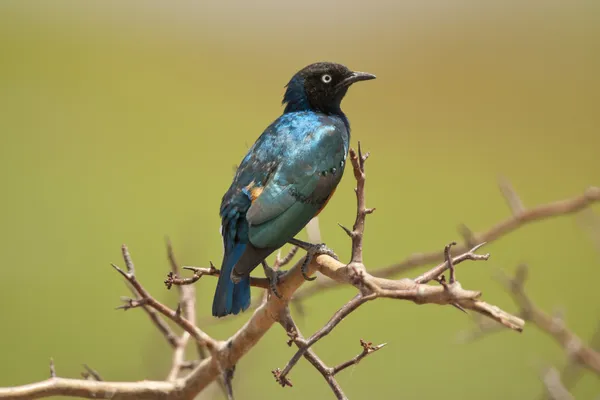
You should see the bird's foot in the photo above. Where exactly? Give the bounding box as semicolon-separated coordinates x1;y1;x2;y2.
287;239;338;281
262;261;285;299
302;243;338;280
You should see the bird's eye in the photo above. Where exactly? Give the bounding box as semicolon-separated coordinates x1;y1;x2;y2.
321;74;332;84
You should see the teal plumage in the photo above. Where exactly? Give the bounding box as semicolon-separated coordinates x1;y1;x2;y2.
212;62;375;317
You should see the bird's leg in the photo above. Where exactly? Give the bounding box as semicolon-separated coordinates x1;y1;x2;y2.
261;261;284;299
288;238;339;281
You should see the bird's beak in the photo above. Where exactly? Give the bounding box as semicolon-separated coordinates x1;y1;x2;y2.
338;71;376;89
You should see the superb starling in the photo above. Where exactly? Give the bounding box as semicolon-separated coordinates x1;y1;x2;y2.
212;62;375;317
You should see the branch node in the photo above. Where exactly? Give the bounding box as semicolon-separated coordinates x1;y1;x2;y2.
111;263;131;280
116;297;149;311
272;368;293;387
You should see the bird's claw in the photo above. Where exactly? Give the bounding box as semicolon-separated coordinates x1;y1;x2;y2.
262;261;285;299
301;243;338;281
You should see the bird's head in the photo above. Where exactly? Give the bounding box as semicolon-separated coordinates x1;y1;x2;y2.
283;62;375;114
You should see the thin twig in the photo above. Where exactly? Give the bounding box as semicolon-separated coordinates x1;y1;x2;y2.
112;245;217;352
164;264;269;290
124;282;179;349
331;339;387;375
81;365;103;382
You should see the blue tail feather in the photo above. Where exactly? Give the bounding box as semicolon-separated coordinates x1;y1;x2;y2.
212;243;251;317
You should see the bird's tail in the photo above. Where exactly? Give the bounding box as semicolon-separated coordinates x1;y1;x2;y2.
212;243;251;317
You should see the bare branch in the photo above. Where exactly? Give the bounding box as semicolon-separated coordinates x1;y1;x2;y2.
0;226;524;400
274;147;522;386
3;147;573;400
494;265;600;375
294;186;600;302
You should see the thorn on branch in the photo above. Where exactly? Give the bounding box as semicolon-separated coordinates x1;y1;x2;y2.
81;364;103;381
111;263;131;280
49;358;56;378
338;223;354;238
116;297;149;311
451;303;469;314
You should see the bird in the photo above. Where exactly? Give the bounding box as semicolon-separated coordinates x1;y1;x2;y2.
212;62;375;317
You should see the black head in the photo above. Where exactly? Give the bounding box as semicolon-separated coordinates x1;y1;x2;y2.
283;62;375;114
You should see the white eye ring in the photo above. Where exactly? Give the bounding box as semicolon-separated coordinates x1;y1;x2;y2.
321;74;332;83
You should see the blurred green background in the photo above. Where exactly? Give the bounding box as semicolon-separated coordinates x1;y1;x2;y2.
1;1;599;399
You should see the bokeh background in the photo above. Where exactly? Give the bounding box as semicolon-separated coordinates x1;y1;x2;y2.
1;1;599;399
